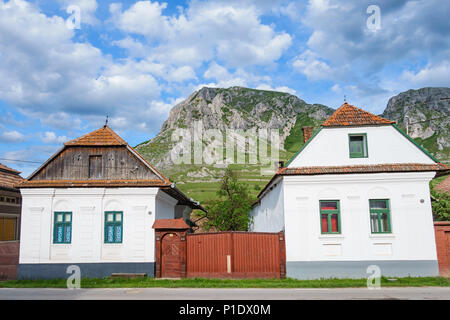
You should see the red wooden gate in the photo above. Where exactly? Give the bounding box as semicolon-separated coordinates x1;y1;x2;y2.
186;231;285;279
153;219;286;279
161;233;183;278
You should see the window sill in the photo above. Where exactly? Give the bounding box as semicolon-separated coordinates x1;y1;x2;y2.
369;234;395;239
318;235;345;240
51;244;71;248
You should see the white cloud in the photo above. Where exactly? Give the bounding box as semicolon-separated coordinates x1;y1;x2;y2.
401;61;450;88
204;62;232;82
0;130;25;143
112;36;149;58
40;131;69;144
111;1;169;39
256;84;297;95
166;66;197;82
0;0;166;133
110;1;292;68
292;50;337;81
301;0;450;71
331;84;341;93
1;145;59;177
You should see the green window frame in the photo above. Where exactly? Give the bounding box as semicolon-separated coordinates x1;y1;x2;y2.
369;199;392;233
320;200;341;234
104;211;123;243
53;212;72;244
349;133;368;158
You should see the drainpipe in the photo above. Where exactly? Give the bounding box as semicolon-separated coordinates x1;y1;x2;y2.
47;188;56;260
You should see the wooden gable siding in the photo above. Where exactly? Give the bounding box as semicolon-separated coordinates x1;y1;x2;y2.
30;146;160;181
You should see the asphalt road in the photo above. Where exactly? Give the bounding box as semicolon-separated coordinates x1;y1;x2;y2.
0;287;449;300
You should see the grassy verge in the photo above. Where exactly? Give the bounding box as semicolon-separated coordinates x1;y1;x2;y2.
0;276;448;289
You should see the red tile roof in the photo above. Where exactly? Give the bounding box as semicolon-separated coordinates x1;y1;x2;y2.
256;163;449;200
0;163;21;174
322;103;395;127
64;125;127;146
152;218;189;230
0;163;24;190
278;163;448;176
17;179;170;188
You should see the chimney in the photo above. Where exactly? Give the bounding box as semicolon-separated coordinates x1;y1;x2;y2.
302;126;313;143
278;161;285;169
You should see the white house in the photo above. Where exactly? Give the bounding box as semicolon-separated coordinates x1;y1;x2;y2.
250;103;448;279
17;125;204;279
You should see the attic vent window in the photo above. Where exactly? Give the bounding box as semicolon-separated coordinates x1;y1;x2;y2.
349;134;368;158
89;155;103;179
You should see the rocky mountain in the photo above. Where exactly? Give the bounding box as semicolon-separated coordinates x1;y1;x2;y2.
135;86;334;204
382;87;450;161
135;86;449;205
136;86;333;171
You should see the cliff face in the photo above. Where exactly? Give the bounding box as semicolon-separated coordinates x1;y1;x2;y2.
382;87;450;160
136;86;334;171
135;86;449;206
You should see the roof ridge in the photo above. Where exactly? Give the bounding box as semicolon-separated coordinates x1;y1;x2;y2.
64;125;127;146
322;102;394;127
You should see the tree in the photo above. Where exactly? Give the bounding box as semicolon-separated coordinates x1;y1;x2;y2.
203;168;254;231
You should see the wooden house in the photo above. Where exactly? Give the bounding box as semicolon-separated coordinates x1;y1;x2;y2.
17;125;204;279
0;163;24;241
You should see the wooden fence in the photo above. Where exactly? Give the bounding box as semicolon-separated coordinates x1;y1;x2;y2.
153;220;286;279
0;241;19;280
434;222;450;277
186;231;286;279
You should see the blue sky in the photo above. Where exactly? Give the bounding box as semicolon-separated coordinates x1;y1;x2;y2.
0;0;449;177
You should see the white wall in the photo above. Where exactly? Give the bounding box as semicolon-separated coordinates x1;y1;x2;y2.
155;190;178;220
250;178;285;232
288;125;435;167
19;187;167;264
281;172;437;263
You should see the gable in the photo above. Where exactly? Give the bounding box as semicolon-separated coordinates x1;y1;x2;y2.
287;124;437;168
28;145;164;182
24;125;167;185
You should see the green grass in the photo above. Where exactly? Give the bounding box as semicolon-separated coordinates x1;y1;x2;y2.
1;276;448;288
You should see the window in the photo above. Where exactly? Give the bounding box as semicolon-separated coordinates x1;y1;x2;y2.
349;134;368;158
53;212;72;244
320;200;341;234
89;155;103;179
369;199;391;233
0;217;17;241
104;211;123;243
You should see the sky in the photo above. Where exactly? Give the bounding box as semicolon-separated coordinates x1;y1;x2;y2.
0;0;449;177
